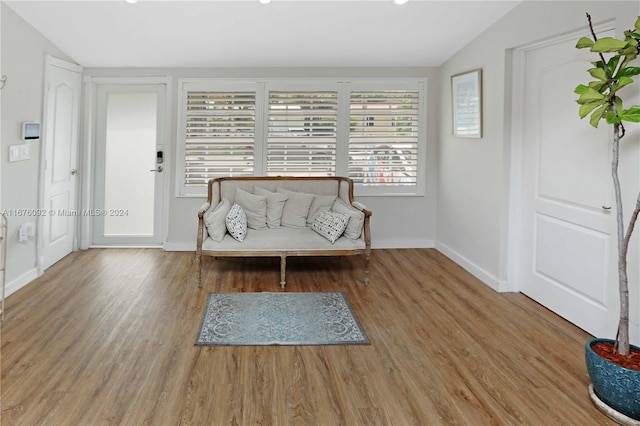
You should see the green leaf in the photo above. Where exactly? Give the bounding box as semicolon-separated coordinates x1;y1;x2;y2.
591;37;628;52
576;37;594;49
588;81;607;92
588;67;608;81
608;56;621;77
619;106;640;122
635;16;640;33
611;76;634;92
574;84;589;94
577;87;606;104
616;66;640;78
579;100;606;118
589;104;608;127
625;30;640;41
606;111;621;124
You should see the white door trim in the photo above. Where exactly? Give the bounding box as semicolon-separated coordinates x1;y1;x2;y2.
80;76;172;250
37;56;83;274
506;21;615;293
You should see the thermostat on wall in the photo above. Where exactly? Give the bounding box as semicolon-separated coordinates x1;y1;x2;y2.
22;122;40;141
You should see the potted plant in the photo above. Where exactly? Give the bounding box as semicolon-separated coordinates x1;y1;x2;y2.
575;13;640;423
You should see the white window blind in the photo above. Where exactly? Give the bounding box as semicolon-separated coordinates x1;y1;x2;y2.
184;91;255;186
267;91;337;176
349;90;419;187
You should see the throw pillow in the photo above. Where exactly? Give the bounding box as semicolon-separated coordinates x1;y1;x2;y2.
276;188;315;229
311;211;350;244
225;203;247;242
254;186;288;228
235;188;267;230
332;198;365;240
307;194;337;226
203;197;232;242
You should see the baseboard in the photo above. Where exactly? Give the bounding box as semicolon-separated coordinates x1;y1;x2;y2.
372;238;435;249
5;267;39;298
434;242;508;292
164;242;196;252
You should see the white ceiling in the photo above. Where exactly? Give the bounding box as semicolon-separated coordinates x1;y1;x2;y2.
4;0;522;68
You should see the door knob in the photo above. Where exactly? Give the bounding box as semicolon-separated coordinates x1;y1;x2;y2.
71;168;77;176
150;166;163;172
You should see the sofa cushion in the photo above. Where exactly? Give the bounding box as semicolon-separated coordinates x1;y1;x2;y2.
203;197;232;242
311;211;350;244
277;188;314;229
332;198;364;240
254;186;288;228
203;227;365;252
225;203;247;242
235;188;267;230
307;194;337;225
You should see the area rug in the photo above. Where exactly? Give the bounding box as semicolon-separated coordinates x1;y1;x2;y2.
195;292;370;346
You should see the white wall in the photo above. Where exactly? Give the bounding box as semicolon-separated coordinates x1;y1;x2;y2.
84;67;440;250
1;3;75;294
436;1;640;290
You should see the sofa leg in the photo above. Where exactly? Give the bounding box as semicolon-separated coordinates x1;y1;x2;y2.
195;252;202;288
363;252;370;285
280;254;287;289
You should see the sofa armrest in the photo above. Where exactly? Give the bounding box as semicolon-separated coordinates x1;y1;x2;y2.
350;201;372;251
197;202;211;218
196;202;212;255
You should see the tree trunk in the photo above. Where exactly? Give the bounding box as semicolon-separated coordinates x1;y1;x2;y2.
612;122;630;356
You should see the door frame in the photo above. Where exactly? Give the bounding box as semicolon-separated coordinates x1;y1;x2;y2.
505;20;640;343
506;21;615;294
80;76;172;249
37;56;83;274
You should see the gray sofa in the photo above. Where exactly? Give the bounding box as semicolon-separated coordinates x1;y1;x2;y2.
196;176;372;288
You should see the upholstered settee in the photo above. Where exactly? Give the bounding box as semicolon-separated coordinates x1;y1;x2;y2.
196;176;372;288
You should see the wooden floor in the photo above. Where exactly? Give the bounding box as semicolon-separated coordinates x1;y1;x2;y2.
1;248;611;425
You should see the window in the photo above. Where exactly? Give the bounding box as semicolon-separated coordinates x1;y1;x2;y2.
349;89;420;190
177;79;426;197
267;91;337;177
184;90;255;186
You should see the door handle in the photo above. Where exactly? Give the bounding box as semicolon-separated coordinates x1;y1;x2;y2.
602;206;612;210
150;166;163;172
71;168;77;176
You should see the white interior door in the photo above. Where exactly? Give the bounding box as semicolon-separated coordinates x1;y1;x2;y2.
41;57;82;270
93;84;166;246
517;29;623;339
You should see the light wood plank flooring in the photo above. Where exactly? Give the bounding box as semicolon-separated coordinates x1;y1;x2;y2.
1;248;610;425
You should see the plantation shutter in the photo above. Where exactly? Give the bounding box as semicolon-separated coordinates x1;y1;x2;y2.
267;91;337;176
349;90;419;186
184;91;255;186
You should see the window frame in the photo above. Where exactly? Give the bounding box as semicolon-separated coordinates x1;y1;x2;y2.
176;78;426;197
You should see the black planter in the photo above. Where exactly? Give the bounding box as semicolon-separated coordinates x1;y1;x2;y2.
585;338;640;421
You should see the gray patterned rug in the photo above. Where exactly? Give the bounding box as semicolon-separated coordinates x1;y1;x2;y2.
195;292;370;346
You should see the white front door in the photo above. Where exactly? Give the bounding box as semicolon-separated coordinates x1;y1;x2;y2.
41;57;82;270
516;28;626;339
92;84;166;246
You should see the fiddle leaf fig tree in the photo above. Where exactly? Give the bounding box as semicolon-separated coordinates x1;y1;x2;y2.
575;13;640;356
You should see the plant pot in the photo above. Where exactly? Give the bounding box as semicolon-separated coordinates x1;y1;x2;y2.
585;338;640;422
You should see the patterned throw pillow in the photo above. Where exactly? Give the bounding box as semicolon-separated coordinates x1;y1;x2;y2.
225;203;247;242
311;211;350;244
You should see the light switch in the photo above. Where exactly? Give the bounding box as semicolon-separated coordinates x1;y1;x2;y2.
9;145;21;162
9;144;30;162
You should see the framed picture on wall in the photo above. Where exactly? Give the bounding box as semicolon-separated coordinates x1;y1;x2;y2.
451;69;482;138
